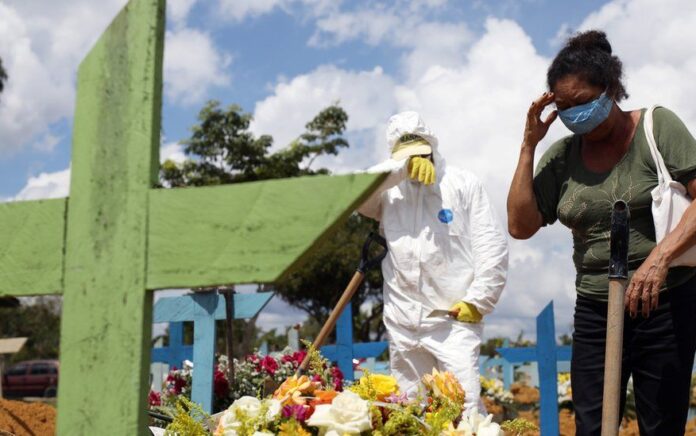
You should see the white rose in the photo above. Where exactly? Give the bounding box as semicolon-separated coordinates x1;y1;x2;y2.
232;396;262;418
264;399;282;420
306;390;371;435
216;397;281;436
456;408;503;436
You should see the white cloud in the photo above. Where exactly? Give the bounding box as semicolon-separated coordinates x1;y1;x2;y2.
215;0;336;22
0;0;229;155
578;0;696;125
217;0;287;21
250;65;398;169
161;142;187;164
12;168;71;201
308;3;473;80
164;28;232;106
169;0;198;26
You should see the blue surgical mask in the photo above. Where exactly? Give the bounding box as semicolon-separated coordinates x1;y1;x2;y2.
557;91;613;135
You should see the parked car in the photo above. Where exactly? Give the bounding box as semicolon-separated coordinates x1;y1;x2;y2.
2;359;59;398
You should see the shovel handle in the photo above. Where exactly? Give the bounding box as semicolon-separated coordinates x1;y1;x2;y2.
297;271;365;373
297;232;388;374
602;201;630;435
601;279;627;436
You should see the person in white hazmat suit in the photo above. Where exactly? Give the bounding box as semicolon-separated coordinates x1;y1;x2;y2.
358;111;508;412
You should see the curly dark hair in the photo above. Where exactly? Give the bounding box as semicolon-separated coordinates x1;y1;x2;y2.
547;30;628;101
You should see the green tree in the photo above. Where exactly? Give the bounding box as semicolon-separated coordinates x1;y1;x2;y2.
161;102;384;351
0;297;61;363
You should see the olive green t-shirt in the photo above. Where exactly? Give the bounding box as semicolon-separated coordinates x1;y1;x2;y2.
533;107;696;301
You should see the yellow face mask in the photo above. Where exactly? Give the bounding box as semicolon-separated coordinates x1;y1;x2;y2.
407;156;436;185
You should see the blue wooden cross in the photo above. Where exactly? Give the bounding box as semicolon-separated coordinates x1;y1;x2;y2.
152;321;192;368
321;304;389;381
496;302;572;436
152;291;273;412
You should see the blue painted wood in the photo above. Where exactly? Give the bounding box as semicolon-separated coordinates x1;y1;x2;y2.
320;305;389;381
191;292;218;413
151;291;273;413
537;302;560;436
496;302;572;436
151;322;192;367
153;292;273;322
480;357;515;390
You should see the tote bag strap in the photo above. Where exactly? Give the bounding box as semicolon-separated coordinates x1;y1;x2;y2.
643;105;673;185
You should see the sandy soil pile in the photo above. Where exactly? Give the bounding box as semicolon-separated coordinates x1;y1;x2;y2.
0;399;55;436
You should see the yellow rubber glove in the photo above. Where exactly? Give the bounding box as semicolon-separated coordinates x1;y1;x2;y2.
449;302;483;323
407;156;436;185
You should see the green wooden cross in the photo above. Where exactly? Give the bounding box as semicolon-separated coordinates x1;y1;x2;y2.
0;0;385;434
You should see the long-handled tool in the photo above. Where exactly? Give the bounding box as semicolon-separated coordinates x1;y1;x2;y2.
297;232;388;374
601;200;630;436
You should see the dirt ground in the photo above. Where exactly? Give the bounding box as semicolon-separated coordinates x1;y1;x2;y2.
516;407;696;435
0;399;55;436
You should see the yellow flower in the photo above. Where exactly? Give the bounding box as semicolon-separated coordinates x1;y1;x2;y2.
422;369;465;404
273;375;316;406
357;374;399;400
278;420;311;436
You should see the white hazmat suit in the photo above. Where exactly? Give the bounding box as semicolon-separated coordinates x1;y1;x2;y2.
358;112;508;411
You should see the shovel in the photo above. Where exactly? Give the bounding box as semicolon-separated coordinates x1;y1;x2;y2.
297;232;388;374
601;200;630;436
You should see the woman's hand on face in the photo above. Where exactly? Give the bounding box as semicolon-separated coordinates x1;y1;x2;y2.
524;92;558;148
624;248;669;318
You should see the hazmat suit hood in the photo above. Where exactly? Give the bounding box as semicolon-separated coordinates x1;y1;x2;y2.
386;111;445;174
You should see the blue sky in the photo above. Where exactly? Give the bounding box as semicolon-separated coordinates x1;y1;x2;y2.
2;0;696;338
0;0;606;198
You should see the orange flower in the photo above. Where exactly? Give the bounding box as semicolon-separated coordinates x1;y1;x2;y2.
310;390;338;407
422;369;465;404
273;375;316;405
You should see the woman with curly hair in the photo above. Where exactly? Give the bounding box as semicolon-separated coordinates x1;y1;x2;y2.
507;30;696;434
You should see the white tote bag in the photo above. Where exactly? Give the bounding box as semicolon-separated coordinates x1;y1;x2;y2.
644;105;696;266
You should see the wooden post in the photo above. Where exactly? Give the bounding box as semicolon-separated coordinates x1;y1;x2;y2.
221;287;236;390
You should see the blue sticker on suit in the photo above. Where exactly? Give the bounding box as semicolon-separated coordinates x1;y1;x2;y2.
438;208;453;224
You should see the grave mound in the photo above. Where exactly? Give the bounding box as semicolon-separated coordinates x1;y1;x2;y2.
0;399;55;436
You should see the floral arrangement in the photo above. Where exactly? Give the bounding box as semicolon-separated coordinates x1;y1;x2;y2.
480;376;513;405
154;347;535;435
150;348;344;413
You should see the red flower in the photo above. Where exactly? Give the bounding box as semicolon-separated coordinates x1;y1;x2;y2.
213;368;229;399
166;372;187;395
260;355;279;375
148;390;162;406
331;366;344;391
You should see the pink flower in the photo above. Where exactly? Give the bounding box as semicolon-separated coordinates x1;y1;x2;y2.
260;356;279;375
282;404;311;422
385;392;409;405
148;390;162;406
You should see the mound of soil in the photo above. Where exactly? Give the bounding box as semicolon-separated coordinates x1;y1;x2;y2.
0;399;55;436
515;409;696;436
510;382;540;404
